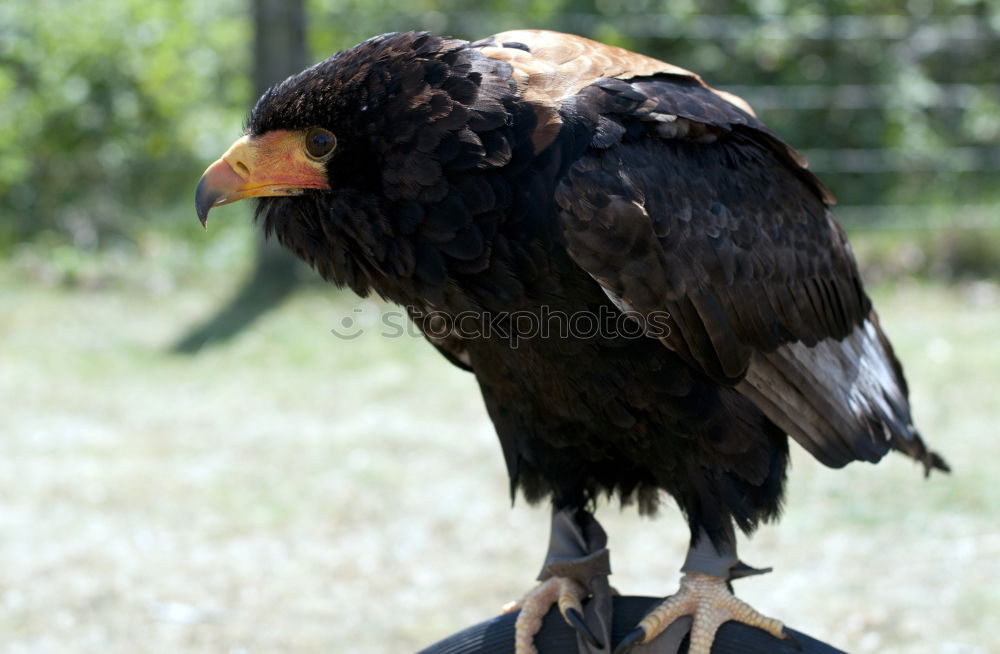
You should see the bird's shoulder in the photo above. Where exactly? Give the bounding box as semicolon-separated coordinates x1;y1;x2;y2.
473;30;700;101
471;30;756;153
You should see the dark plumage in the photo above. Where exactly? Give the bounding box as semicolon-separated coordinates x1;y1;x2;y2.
196;28;947;650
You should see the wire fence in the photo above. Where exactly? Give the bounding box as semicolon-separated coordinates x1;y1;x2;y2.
723;84;999;111
614;12;1000;226
799;146;1000;174
448;12;999;42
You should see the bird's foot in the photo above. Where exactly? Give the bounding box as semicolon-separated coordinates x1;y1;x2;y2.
613;572;791;654
503;575;602;654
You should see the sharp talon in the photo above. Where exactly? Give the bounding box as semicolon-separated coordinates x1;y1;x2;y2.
612;627;646;654
782;627;803;650
565;607;603;648
729;561;773;579
514;576;592;654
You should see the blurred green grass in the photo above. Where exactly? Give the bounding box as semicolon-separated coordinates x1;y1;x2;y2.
1;228;998;654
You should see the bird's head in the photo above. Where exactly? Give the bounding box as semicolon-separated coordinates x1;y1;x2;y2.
195;31;513;224
197;32;429;225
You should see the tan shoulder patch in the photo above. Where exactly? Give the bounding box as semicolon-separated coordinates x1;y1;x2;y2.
477;30;754;152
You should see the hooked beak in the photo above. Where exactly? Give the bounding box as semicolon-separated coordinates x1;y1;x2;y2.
195;132;331;227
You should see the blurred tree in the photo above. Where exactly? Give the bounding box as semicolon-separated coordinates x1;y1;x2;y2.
1;1;997;262
249;0;310;305
172;0;309;352
0;0;250;249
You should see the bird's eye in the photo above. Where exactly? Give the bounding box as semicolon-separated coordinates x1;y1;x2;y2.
304;128;337;160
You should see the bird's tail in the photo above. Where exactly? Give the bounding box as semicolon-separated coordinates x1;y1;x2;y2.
738;312;949;475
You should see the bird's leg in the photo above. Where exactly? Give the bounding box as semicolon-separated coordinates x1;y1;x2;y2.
614;530;792;654
506;575;593;653
504;506;614;654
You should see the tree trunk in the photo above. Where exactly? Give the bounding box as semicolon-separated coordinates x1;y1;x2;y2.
173;0;308;353
248;0;309;295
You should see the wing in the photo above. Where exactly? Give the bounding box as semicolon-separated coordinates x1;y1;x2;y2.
554;75;856;380
478;33;943;471
406;305;473;372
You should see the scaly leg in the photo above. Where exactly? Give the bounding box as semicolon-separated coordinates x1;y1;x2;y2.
504;506;613;654
614;531;792;654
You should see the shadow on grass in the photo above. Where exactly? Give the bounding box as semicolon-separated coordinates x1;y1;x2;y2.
171;239;304;354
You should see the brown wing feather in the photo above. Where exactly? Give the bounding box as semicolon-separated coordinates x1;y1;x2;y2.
474;30;757;154
479;30;704;101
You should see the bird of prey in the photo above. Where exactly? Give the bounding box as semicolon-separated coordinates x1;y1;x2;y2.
196;30;947;654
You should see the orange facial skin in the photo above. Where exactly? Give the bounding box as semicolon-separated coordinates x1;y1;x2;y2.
195;130;332;226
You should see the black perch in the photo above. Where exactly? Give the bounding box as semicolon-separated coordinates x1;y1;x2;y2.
417;597;845;654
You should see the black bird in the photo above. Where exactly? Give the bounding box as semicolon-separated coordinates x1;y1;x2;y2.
196;30;947;654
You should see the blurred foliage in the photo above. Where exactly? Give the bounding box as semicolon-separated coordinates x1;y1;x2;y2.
1;0;998;262
0;0;251;249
